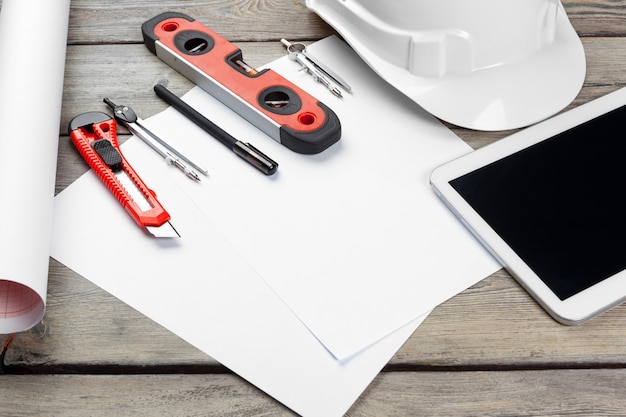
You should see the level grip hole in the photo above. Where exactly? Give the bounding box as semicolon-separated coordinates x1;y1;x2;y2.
298;112;316;125
162;22;179;32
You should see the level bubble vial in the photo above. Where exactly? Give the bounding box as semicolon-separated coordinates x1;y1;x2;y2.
264;91;290;108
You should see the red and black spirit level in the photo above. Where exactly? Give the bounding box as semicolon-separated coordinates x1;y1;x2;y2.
142;12;341;154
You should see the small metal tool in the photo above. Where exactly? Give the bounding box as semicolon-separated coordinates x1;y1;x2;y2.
104;98;208;181
281;39;352;95
293;53;343;98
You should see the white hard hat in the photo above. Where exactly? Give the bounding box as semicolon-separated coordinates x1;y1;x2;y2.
306;0;586;131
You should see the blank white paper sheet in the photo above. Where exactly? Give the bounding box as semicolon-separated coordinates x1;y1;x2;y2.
51;36;499;416
51;151;426;416
142;36;500;359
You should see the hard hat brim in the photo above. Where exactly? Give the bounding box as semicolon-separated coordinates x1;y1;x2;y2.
307;1;586;131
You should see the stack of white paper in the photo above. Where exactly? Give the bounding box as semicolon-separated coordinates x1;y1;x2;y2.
51;37;499;416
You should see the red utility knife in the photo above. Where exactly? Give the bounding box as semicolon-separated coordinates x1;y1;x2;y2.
68;111;180;238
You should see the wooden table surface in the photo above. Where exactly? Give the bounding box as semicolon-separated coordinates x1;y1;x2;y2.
2;1;626;415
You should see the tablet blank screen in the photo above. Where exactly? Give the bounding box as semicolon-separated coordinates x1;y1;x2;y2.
450;105;626;300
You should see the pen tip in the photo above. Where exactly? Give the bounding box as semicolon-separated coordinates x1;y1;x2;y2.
155;78;169;88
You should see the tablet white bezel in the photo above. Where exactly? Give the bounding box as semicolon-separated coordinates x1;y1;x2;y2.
430;87;626;324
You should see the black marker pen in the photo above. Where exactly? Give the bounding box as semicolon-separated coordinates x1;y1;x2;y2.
154;81;278;176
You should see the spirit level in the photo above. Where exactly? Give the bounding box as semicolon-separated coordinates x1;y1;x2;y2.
142;12;341;154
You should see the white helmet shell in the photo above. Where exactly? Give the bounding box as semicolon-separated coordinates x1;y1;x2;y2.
306;0;586;131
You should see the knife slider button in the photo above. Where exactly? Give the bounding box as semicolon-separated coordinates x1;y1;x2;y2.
92;139;123;172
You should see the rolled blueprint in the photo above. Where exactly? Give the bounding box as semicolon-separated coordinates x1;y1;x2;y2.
0;0;71;333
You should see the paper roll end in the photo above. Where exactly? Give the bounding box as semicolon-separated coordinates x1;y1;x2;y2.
0;280;45;334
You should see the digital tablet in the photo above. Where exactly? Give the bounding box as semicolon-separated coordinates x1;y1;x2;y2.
430;87;626;324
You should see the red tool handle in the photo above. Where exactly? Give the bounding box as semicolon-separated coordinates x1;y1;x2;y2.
69;112;171;229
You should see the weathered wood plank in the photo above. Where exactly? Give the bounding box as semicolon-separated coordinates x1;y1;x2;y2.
1;369;626;417
348;369;626;416
0;260;218;369
563;0;626;35
66;0;334;44
3;1;626;41
0;374;293;417
4;266;626;369
397;270;626;369
63;0;626;43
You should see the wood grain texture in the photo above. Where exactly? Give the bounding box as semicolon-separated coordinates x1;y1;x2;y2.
0;374;294;417
63;0;626;43
2;370;626;416
5;267;626;370
66;0;335;44
2;0;626;416
348;369;626;416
